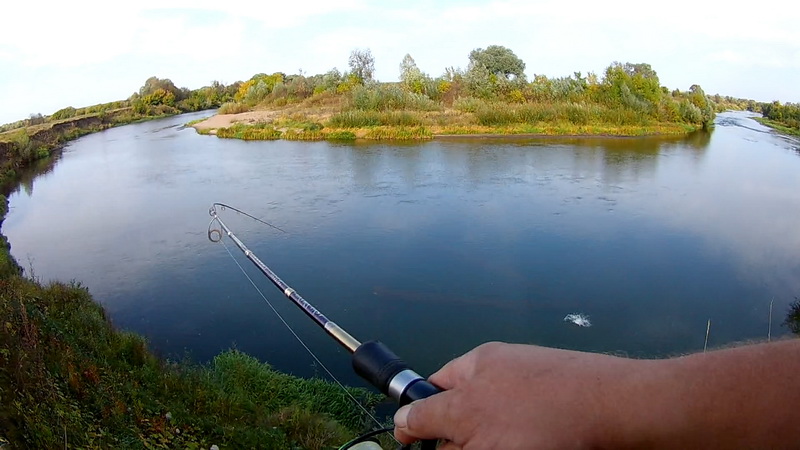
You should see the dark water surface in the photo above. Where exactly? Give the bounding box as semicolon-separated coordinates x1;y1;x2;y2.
4;111;800;387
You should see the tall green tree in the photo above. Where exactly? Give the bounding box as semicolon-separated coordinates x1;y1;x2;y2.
348;48;375;83
139;77;182;100
399;54;427;94
468;45;526;81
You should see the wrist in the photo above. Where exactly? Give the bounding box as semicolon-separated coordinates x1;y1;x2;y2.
595;357;692;449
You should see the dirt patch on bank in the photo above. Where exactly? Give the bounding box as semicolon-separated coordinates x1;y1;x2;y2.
192;102;340;132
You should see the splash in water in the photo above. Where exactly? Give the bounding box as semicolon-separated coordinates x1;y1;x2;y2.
564;313;591;327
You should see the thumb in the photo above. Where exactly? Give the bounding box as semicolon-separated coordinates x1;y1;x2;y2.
393;390;460;444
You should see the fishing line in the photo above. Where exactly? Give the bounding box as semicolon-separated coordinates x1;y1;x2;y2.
209;203;440;449
213;202;287;234
217;236;388;433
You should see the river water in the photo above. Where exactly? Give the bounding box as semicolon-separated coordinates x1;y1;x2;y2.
3;111;800;387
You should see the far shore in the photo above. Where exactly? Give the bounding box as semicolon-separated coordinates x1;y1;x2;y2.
191;108;699;140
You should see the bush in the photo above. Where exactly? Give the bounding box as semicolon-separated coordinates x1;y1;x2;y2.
51;107;77;121
679;100;702;124
350;85;439;111
216;123;281;140
326;131;356;141
453;96;488;113
218;102;250;115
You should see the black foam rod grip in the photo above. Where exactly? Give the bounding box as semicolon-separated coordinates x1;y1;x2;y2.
400;377;440;405
352;340;408;395
352;341;441;449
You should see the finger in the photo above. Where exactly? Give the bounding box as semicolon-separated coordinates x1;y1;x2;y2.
429;352;474;389
437;440;462;450
394;390;462;443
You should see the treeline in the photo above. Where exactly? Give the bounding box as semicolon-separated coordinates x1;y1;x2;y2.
760;101;800;133
0;77;243;187
710;94;760;113
0;77;239;134
219;46;717;131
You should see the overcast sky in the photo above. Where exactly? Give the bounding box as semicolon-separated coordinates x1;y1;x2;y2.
1;0;798;125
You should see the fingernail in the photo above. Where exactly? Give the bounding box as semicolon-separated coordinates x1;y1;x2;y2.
394;405;411;428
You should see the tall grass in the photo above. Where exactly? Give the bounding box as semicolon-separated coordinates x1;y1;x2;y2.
363;126;432;140
216;123;281;140
328;110;425;128
473;102;649;126
350;84;440;111
218;102;250;115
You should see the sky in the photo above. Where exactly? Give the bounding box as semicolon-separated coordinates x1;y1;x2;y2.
1;0;799;125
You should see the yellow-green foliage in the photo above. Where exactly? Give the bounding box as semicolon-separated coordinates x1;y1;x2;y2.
282;130;326;141
336;74;362;94
218;102;250;115
363;126;432;140
761;101;800;131
217;123;282;140
329;110;425;128
326;131;357;141
234;73;285;104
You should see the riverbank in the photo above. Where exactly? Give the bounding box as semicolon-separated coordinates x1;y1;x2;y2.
754;117;800;137
191;102;700;142
0;127;379;448
0;109;184;190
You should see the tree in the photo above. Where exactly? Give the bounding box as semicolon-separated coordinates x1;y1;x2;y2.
139;76;181;100
688;84;715;129
468;45;526;81
399;54;427;94
621;63;658;80
348;48;375;83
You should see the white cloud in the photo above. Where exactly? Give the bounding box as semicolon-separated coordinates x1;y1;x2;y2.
2;0;800;124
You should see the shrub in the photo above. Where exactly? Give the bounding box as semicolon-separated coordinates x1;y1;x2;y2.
679;100;702;124
216;123;281;140
51;107;77;121
218;102;250;115
326;131;356;141
453;97;488;113
350;85;439;111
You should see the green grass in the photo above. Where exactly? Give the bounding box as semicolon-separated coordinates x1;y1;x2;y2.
755;117;800;136
363;126;432;140
326;131;357;141
328;110;426;128
216;123;282;140
0;262;380;449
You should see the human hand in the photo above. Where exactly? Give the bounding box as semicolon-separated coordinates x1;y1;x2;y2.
393;342;648;450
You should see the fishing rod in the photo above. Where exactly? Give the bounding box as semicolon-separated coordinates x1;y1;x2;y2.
208;203;440;449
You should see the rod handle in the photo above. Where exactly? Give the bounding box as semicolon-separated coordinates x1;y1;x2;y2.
352;340;441;402
352;341;441;449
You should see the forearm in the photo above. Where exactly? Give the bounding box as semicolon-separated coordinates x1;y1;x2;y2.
611;339;800;449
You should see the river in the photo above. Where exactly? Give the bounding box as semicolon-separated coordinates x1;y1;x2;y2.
3;111;800;387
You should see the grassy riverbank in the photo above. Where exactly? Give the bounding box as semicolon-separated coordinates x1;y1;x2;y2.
197;94;700;142
759;101;800;136
755;117;800;137
0;108;190;191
